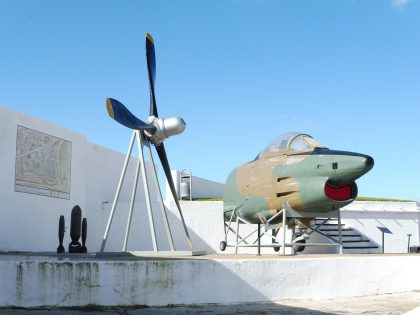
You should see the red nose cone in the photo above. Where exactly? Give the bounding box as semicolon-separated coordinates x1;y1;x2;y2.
325;182;353;201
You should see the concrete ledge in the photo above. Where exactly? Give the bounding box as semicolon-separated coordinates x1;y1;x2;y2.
1;253;420;307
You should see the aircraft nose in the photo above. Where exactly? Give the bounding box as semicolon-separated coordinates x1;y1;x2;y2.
352;154;374;174
327;151;374;187
364;155;374;171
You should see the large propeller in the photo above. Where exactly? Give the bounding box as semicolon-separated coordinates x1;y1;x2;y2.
146;33;158;117
106;33;192;249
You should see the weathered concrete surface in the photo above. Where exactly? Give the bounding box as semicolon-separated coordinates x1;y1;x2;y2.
0;291;419;314
1;253;420;308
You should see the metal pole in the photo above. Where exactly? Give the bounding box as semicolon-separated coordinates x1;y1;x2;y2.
282;208;287;255
189;170;192;201
291;227;296;255
122;136;142;251
146;142;175;251
257;223;261;256
225;208;236;243
407;234;412;253
337;211;343;255
138;132;158;252
235;210;239;254
382;232;385;254
100;131;136;252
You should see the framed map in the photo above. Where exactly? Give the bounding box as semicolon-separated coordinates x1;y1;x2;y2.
15;126;72;199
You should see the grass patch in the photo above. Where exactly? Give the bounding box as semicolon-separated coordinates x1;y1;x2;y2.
356;196;415;202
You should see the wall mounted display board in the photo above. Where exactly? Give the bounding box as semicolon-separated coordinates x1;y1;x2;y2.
14;125;72;199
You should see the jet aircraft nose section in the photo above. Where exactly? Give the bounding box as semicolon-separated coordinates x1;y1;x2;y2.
355;153;374;173
365;155;374;169
327;151;374;187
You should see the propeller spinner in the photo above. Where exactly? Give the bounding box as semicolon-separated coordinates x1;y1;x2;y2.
106;33;192;249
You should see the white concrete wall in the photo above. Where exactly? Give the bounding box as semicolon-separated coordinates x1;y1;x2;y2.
1;254;420;307
166;200;420;255
341;201;420;253
167;201;295;254
166;170;224;203
0;105;87;252
166;201;225;252
0;105;159;252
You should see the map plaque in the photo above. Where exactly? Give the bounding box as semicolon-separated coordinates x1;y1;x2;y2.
15;126;72;199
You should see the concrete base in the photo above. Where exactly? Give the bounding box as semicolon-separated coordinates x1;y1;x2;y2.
1;252;420;308
96;250;207;257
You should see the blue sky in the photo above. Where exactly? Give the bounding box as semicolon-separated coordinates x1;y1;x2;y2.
1;0;419;201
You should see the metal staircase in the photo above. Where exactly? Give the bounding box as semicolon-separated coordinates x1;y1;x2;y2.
313;219;380;254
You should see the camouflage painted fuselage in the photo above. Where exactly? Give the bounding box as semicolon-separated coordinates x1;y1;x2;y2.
223;134;374;224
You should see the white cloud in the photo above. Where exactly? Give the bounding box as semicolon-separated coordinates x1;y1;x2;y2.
392;0;412;8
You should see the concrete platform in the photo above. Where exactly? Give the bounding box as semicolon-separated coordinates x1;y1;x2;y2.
1;252;420;308
1;291;420;314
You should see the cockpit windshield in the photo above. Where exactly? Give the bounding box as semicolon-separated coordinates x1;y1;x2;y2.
261;132;326;154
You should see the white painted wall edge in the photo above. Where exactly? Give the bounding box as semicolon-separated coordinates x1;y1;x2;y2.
1;254;420;307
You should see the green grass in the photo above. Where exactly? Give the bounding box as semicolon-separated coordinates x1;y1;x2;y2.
356;196;415;202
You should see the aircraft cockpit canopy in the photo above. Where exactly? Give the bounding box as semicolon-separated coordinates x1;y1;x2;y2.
262;132;327;154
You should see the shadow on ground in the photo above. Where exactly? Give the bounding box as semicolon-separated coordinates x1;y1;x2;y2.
0;303;333;315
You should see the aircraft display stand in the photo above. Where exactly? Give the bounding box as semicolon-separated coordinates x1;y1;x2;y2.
221;202;343;255
98;130;203;257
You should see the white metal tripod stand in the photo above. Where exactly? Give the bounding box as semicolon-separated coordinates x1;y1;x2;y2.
99;130;186;255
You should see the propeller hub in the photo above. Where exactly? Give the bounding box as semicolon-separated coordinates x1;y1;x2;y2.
145;116;186;145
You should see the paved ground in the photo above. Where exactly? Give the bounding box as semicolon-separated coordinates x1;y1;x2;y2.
0;291;419;315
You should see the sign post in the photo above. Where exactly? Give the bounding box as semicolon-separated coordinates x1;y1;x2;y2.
377;226;392;254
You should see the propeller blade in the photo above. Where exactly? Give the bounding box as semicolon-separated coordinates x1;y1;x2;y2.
106;98;156;132
146;33;158;117
155;143;193;249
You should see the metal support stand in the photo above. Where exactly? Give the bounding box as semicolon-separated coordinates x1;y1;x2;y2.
146;142;175;251
100;130;176;255
381;232;385;253
235;214;240;254
377;226;392;254
257;223;261;256
282;207;287;255
407;234;412;253
221;203;344;255
337;210;343;254
221;207;292;255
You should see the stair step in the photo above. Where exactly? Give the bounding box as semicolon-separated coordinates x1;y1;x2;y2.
343;246;379;249
313;223;344;226
314;221;380;253
318;228;353;232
